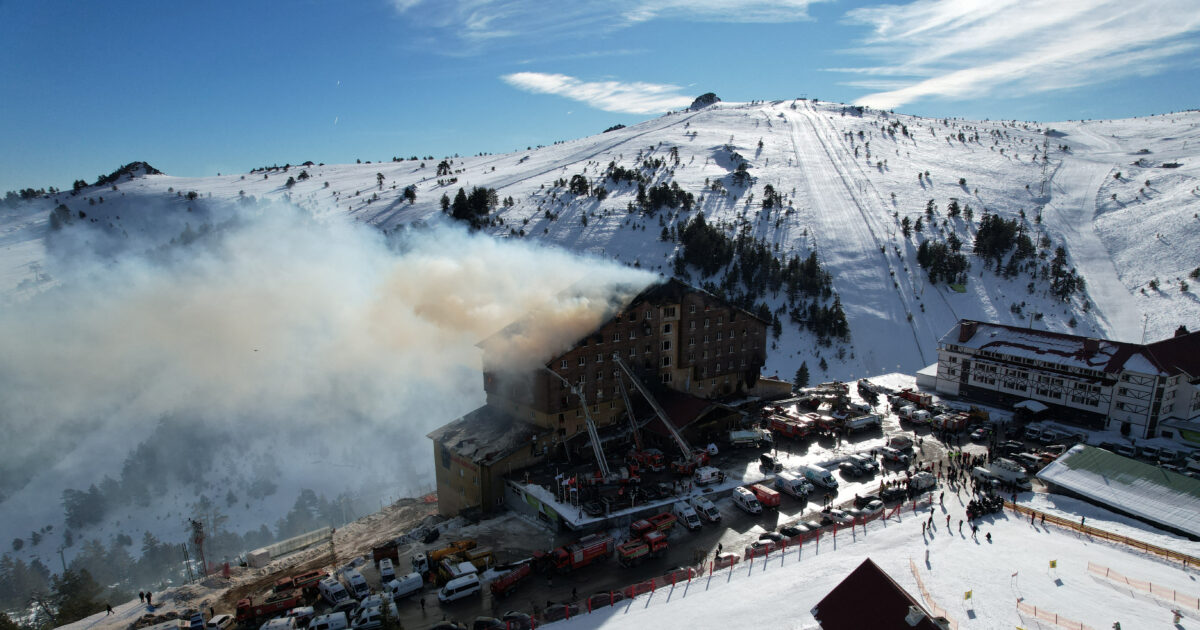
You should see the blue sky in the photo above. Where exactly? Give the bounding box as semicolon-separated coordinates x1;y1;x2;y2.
2;0;1198;194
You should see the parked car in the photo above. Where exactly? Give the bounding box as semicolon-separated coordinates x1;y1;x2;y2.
500;612;533;630
853;494;881;509
587;592;624;609
879;446;910;464
778;523;812;537
969;427;992;441
998;440;1024;454
838;461;865;477
745;540;779;556
861;500;885;515
758;531;786;543
470;618;506;630
541;603;580;623
822;509;855;525
848;453;879;474
881;486;908;502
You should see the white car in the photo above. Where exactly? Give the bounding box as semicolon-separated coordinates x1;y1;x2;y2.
862;499;885;515
825;509;855;525
879;446;910;464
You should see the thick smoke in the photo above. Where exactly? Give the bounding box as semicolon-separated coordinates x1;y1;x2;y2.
0;199;653;544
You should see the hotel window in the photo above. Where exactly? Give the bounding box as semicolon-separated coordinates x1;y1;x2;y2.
662;356;671;367
578;356;585;366
663;323;672;334
688;336;695;346
560;359;568;369
662;340;672;351
664;306;677;318
612;333;620;343
689;304;696;314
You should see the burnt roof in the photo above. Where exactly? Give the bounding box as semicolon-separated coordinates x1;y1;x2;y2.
813;558;943;630
427;405;546;466
478;277;768;365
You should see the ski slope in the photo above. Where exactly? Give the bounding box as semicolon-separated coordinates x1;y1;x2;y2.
2;100;1199;569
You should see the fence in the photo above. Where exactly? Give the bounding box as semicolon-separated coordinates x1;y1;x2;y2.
262;526;333;560
1005;503;1200;568
533;492;934;627
1014;599;1094;630
1087;561;1200;610
908;559;959;630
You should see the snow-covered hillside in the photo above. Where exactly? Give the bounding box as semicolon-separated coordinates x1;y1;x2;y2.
2;100;1198;572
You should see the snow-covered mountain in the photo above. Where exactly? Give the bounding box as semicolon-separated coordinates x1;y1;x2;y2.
1;99;1198;572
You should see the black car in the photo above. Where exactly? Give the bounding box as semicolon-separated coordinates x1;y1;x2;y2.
853;493;881;509
587;592;625;609
881;486;908;502
838;461;864;477
998;440;1024;455
542;603;580;622
501;612;533;630
759;531;786;542
471;618;506;630
778;523;811;537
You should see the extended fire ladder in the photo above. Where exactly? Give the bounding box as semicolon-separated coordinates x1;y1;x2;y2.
612;355;698;468
542;366;611;479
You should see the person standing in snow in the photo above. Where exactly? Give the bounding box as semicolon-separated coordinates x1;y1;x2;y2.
106;603;114;615
139;592;145;604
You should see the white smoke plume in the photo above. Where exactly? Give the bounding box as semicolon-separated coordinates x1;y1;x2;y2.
0;198;653;547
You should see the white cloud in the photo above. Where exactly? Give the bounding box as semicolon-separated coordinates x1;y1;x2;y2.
839;0;1200;110
390;0;826;44
501;72;695;114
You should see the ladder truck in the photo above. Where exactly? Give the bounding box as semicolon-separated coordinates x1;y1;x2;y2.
542;366;613;481
613;355;710;475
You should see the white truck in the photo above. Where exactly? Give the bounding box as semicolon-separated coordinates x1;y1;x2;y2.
983;458;1032;489
728;428;773;448
799;464;838;490
774;471;814;499
689;496;722;523
910;471;937;491
845;414;882;433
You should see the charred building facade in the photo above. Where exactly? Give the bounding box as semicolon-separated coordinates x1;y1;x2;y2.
429;278;769;517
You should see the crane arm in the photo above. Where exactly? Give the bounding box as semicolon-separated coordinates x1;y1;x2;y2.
542;366;611;479
612;355;693;459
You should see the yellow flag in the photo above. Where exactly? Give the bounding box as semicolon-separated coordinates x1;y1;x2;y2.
1049;560;1057;569
964;590;973;600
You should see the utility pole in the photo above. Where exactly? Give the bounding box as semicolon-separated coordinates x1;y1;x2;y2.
57;547;66;574
190;519;208;578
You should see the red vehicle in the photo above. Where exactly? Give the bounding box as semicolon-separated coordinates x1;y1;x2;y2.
617;531;669;567
631;512;677;538
898;388;933;408
628;449;666;472
273;570;324;596
749;484;781;509
236;590;302;622
536;534;614;573
769;415;809;439
490;563;532;598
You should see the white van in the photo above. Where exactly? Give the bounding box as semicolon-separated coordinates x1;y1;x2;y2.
689;496;721;522
377;558;395;584
319;578;351;606
260;619;295;630
437;573;481;604
673;502;702;530
693;466;722;486
309;613;348;630
340;569;370;599
731;487;762;514
774;471;814;499
386;572;424;599
799;464;838;490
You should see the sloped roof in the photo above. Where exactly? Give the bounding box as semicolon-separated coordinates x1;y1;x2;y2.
941;319;1200;377
813;558;942;630
640;387;720;438
1037;445;1200;538
427;405;545;466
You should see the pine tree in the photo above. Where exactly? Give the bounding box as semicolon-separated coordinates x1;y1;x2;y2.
51;569;102;625
794;362;810;390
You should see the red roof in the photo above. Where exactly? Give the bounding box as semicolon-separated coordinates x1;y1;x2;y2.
813;558;943;630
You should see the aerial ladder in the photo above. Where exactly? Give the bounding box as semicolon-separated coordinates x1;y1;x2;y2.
618;378;665;472
542;367;611;480
612;355;709;475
